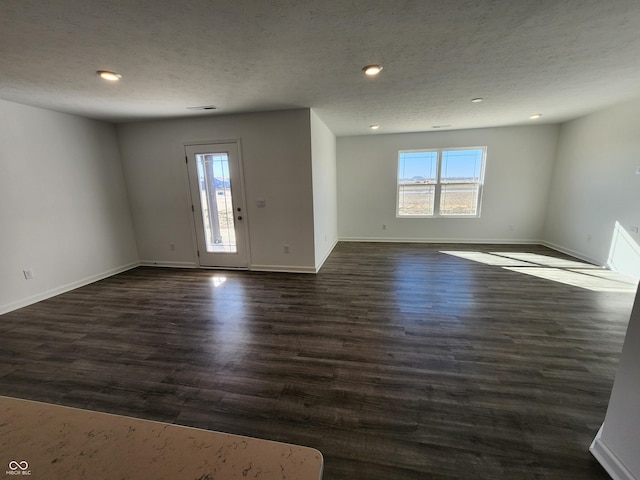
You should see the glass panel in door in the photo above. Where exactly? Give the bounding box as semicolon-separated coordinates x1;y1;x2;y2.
195;152;236;253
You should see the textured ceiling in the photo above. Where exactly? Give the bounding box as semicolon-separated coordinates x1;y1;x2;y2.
1;0;640;136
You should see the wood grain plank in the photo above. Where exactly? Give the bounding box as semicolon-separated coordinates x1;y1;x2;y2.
0;243;635;479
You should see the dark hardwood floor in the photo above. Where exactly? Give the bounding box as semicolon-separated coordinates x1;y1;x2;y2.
0;243;636;479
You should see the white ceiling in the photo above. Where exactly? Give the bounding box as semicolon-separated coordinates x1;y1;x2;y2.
1;0;640;136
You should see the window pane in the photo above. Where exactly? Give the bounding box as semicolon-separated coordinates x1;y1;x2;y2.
398;151;438;183
441;149;483;183
398;184;435;216
397;151;437;215
439;183;479;215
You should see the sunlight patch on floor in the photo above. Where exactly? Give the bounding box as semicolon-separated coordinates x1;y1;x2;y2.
439;250;535;267
441;251;638;293
490;252;602;269
210;276;227;287
503;267;637;293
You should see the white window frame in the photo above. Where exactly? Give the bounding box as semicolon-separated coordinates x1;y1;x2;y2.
396;146;487;218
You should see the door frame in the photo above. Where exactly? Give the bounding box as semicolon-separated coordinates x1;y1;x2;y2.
184;139;251;269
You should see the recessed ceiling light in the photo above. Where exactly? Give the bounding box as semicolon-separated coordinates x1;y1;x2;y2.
97;70;122;81
471;98;483;103
363;65;383;76
529;113;543;120
370;124;380;130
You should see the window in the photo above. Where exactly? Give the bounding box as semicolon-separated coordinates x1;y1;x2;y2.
397;147;486;217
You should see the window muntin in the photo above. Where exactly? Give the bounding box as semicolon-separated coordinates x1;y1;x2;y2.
397;147;486;217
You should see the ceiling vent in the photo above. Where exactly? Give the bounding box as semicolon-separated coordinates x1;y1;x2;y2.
187;105;218;111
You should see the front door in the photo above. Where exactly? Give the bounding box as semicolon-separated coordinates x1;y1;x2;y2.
185;142;248;268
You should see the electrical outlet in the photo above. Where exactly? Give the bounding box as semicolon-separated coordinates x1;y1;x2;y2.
23;269;33;280
587;234;593;242
382;224;387;230
631;226;639;234
169;243;176;251
283;245;290;254
509;224;515;231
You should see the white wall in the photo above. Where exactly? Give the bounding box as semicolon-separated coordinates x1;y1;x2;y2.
544;99;640;277
0;99;138;314
591;285;640;480
337;125;559;243
116;109;317;272
310;110;338;270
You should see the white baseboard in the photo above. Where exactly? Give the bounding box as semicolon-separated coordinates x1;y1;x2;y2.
541;241;602;267
338;236;542;245
315;238;339;272
0;261;140;316
250;264;317;274
140;260;315;274
590;424;637;480
139;260;198;268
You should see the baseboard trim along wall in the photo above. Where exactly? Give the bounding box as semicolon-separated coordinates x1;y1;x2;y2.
139;261;198;268
140;261;316;274
315;239;339;272
541;241;602;268
0;262;140;316
250;264;317;274
339;237;543;245
590;424;637;480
